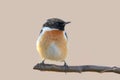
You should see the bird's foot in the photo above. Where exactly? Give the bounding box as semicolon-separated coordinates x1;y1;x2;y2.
64;61;69;73
40;60;45;65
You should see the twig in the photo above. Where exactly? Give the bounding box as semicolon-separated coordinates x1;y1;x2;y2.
33;63;120;74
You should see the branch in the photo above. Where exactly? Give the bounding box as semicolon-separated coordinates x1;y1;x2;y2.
33;63;120;74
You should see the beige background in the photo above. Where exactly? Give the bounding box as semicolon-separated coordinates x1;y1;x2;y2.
0;0;120;80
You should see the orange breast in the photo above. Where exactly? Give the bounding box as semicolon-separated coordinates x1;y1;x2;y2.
37;30;67;61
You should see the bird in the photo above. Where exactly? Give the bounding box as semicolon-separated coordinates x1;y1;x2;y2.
36;18;70;67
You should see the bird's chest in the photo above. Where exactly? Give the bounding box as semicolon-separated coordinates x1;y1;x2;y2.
37;30;67;60
39;30;67;47
40;30;67;50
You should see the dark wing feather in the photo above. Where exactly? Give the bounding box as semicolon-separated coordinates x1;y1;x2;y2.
39;29;43;35
65;32;68;40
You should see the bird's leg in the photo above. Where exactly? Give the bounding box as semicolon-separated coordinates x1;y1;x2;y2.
64;61;69;72
40;59;45;65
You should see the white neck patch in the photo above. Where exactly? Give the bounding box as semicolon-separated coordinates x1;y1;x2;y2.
42;27;58;32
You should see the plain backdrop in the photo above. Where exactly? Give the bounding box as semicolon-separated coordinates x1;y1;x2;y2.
0;0;120;80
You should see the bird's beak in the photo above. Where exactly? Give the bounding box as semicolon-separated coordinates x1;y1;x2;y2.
65;21;71;24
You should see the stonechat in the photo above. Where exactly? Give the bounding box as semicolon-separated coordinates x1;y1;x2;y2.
36;18;70;66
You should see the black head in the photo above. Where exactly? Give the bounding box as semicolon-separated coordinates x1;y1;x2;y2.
43;18;70;31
